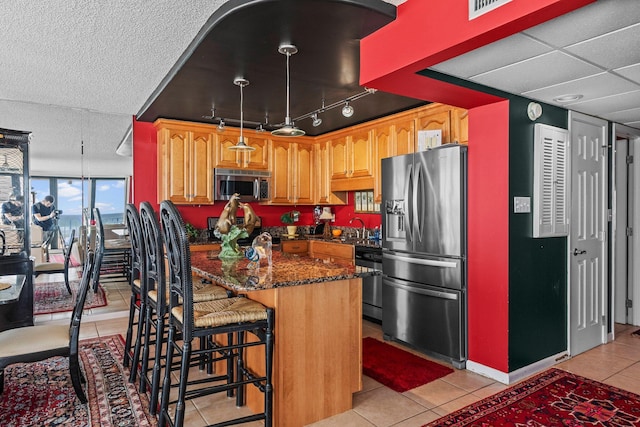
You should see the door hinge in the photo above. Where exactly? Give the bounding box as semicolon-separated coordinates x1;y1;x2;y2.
627;227;633;237
627;155;634;164
626;299;633;309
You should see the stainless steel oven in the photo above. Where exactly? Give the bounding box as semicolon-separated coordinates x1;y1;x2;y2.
213;168;270;202
355;245;382;322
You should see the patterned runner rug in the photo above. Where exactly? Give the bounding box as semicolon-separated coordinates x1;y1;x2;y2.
363;337;454;392
424;368;640;426
34;279;107;315
0;334;156;427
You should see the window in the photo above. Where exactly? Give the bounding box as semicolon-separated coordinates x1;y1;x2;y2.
94;179;125;224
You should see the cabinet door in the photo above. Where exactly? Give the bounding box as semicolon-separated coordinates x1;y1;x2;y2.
373;124;393;204
243;136;270;169
215;131;242;168
350;130;374;178
451;108;469;145
416;109;451;144
330;137;349;180
189;131;213;204
270;140;291;204
294;143;314;204
394;117;416;155
162;128;189;204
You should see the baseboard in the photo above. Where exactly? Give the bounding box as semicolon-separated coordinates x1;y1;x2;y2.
467;351;569;385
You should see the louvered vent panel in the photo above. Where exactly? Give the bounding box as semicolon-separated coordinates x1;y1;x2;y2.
469;0;512;19
533;124;569;238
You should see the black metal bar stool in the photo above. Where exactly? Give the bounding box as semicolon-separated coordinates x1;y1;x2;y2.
158;200;274;427
137;201;231;415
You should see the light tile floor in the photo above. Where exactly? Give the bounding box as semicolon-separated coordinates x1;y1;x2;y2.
34;270;640;427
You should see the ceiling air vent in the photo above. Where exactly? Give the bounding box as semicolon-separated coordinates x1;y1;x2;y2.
469;0;512;20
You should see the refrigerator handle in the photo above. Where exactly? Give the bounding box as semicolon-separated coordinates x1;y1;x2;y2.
385;252;458;268
404;164;413;241
414;162;422;242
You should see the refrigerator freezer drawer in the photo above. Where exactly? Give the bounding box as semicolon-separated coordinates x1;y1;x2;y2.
382;276;466;368
382;251;464;290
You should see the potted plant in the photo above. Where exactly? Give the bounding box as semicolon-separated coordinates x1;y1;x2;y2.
281;210;300;236
185;222;199;242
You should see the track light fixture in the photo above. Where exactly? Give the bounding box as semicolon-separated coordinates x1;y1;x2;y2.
272;44;305;137
311;113;322;127
342;102;354;118
228;77;255;152
217;119;225;132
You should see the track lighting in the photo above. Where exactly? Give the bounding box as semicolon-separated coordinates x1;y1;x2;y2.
311;113;322;127
255;124;265;133
217;119;225;132
228;78;255;152
272;44;305;137
342;102;354;118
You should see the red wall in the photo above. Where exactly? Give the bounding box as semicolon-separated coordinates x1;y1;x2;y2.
131;118;381;229
467;102;510;371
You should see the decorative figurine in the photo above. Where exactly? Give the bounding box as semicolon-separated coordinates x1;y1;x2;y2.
251;232;273;267
215;193;260;260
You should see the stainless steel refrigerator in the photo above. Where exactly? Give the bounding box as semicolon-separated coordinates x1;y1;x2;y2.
381;144;467;369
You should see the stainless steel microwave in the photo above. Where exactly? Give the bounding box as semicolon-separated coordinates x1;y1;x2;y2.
213;168;270;202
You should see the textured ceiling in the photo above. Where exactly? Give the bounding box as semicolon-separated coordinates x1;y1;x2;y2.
0;0;637;179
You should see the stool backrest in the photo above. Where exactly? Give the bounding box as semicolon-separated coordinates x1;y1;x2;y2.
140;201;166;315
63;228;76;270
159;200;194;340
125;204;146;288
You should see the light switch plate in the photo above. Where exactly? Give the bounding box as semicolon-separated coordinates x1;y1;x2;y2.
514;196;531;213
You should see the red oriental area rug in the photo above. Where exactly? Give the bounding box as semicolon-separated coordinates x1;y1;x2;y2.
49;252;81;267
34;280;107;315
0;334;156;427
362;337;454;392
424;368;640;426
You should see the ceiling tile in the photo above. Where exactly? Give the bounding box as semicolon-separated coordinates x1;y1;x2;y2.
470;51;601;94
523;0;640;47
601;107;640;124
430;34;552;79
522;73;640;105
615;63;640;84
568;90;640;116
566;24;640;70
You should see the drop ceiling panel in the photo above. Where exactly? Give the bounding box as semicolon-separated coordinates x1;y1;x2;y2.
603;107;640;124
523;73;639;104
470;51;602;94
430;34;552;78
568;91;640;116
615;63;640;84
522;0;640;47
566;24;640;70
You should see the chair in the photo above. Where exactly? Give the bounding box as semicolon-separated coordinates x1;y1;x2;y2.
34;229;76;294
158;200;274;427
91;208;131;293
0;250;96;403
122;204;145;371
137;201;230;414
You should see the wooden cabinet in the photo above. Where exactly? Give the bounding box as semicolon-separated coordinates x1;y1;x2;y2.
270;140;314;205
156;120;213;204
315;140;347;205
373;116;416;203
214;129;270;170
416;104;452;144
330;129;375;191
451;107;469;145
309;241;354;265
281;239;308;254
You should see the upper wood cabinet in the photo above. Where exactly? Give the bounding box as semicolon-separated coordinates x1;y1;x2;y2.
214;129;270;170
451;108;469;145
315;140;348;206
416;104;452;144
156;120;213;205
270;139;315;205
330;129;375;191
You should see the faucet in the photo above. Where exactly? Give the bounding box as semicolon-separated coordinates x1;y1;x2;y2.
349;217;366;240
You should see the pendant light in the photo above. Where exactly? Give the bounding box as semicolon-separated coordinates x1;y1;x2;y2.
272;44;305;137
228;77;255;151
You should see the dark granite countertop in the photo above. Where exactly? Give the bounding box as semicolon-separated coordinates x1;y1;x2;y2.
190;250;380;292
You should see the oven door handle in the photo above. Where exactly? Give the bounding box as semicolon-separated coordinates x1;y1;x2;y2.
384;276;459;300
384;253;457;268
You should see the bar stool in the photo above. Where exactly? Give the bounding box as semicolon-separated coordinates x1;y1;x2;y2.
138;201;230;415
158;200;274;427
122;204;145;370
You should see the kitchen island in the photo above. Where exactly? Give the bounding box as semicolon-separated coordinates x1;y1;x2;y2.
190;250;379;427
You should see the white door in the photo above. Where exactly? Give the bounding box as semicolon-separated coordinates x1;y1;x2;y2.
569;112;608;356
